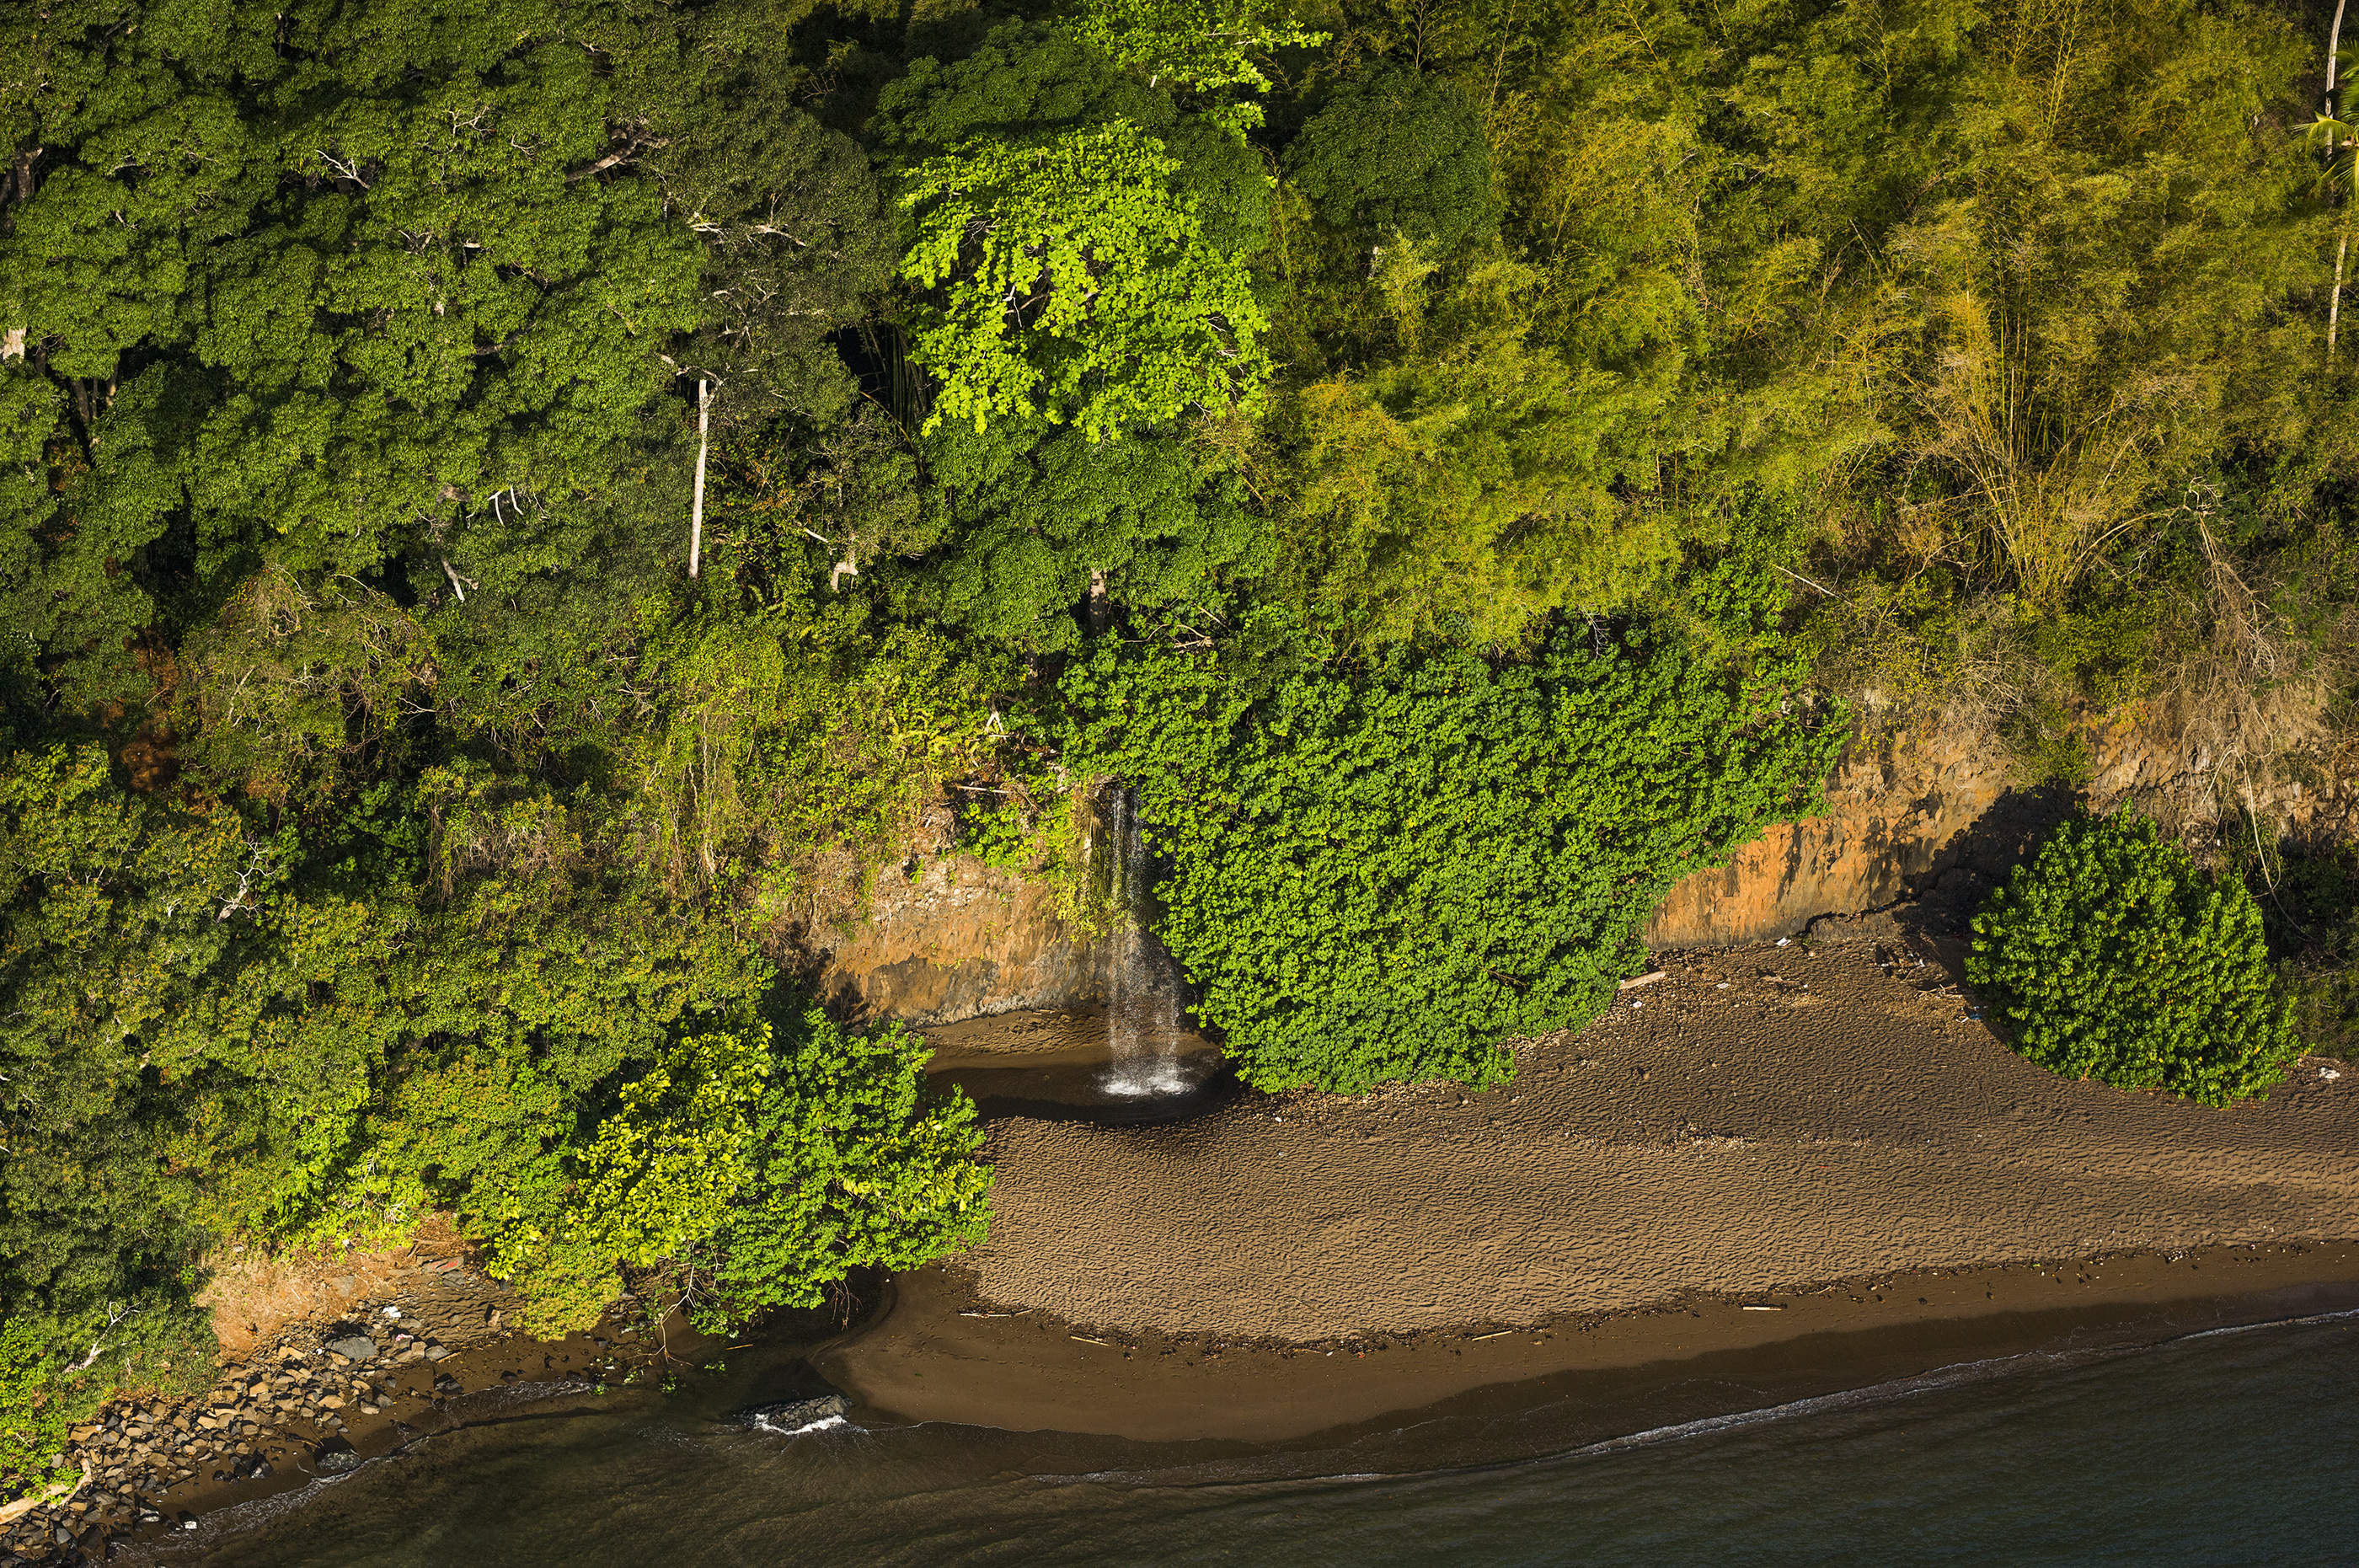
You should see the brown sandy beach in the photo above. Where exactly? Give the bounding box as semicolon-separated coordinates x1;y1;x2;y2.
822;924;2359;1440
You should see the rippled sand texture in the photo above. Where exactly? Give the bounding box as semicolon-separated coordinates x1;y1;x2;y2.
964;939;2359;1340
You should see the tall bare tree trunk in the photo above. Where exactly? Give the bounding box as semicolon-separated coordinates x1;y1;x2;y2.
688;377;709;578
1087;567;1110;634
2333;0;2350;116
2331;0;2349;364
2336;235;2350;363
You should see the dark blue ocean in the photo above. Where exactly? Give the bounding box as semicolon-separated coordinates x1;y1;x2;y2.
157;1312;2359;1567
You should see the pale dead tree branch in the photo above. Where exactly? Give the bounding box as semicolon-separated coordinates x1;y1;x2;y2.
0;1465;88;1528
2333;236;2348;363
313;149;370;188
565;139;666;184
1772;561;1837;597
64;1303;137;1372
689;378;709;578
216;838;281;921
441;558;469;602
2332;0;2349;121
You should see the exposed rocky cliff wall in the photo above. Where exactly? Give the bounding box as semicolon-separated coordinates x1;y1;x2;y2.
814;854;1107;1026
1646;726;2017;949
1650;707;2359;947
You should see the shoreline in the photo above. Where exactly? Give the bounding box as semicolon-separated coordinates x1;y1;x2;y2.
24;1238;2359;1558
818;1240;2359;1446
19;929;2359;1556
826;928;2359;1447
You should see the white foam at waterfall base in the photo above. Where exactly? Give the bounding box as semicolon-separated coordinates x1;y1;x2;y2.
1099;790;1195;1100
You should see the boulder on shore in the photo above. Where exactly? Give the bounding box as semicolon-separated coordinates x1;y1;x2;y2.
739;1394;850;1432
311;1437;362;1475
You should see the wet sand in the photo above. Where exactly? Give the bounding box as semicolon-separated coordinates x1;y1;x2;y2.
820;1244;2359;1443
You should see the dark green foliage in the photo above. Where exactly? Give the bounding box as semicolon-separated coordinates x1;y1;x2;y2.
872;22;1160;155
0;0;712;702
639;55;895;428
0;743;280;1476
1284;64;1492;252
1968;814;2300;1105
2228;838;2359;1064
891;420;1265;650
1051;618;1846;1090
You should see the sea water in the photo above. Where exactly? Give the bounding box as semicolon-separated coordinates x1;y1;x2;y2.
147;1314;2359;1567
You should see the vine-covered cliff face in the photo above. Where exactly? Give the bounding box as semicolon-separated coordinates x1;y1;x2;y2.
832;714;2359;1034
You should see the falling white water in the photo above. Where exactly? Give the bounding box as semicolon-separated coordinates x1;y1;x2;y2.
1100;789;1194;1099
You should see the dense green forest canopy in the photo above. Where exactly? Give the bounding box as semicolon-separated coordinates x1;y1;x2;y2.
7;0;2359;1493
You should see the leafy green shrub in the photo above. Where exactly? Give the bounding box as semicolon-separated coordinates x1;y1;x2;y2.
1967;813;2299;1105
1051;617;1845;1091
418;1010;992;1336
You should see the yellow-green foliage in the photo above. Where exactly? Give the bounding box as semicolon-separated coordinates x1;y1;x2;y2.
628;591;1010;899
897;121;1271;441
445;1014;989;1338
1266;258;1683;642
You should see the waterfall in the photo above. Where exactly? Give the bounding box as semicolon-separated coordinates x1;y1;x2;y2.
1101;789;1191;1098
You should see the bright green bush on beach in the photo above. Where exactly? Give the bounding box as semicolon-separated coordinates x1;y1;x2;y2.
416;1010;992;1337
1968;814;2299;1106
